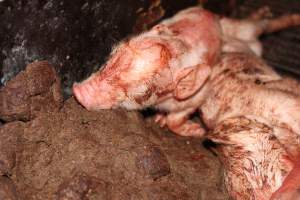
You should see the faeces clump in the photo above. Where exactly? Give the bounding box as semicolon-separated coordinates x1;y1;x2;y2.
0;61;63;122
0;176;19;200
0;122;24;177
56;173;110;200
11;98;226;200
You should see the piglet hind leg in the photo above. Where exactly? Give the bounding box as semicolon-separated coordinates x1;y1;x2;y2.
226;7;300;38
221;8;300;56
263;14;300;34
249;10;300;38
155;108;205;137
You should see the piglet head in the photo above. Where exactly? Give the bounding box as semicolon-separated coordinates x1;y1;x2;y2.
73;37;175;110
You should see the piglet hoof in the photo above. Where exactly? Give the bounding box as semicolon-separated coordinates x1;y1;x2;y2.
182;124;206;138
154;114;167;128
173;122;206;138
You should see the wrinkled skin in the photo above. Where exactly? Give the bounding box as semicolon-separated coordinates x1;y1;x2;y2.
73;6;300;137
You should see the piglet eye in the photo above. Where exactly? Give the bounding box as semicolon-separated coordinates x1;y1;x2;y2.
134;86;153;105
255;79;261;85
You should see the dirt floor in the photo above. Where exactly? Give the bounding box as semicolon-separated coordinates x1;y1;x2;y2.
0;61;228;200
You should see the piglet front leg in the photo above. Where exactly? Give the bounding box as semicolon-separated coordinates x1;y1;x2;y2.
154;63;211;137
155;108;205;137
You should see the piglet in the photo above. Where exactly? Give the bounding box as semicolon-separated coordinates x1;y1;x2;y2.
73;7;222;137
73;6;300;137
208;116;293;200
204;52;300;200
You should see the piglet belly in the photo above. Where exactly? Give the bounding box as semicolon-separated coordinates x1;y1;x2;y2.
271;161;300;200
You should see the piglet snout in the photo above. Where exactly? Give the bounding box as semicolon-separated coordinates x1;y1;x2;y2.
73;78;118;110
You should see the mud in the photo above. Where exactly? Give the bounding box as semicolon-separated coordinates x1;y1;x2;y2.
0;176;19;200
0;63;228;199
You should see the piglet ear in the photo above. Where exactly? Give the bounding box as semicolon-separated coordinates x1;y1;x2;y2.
174;64;211;100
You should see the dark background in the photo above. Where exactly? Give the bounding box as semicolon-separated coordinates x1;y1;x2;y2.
0;0;299;97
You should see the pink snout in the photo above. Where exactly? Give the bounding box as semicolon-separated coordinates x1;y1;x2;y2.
72;79;119;110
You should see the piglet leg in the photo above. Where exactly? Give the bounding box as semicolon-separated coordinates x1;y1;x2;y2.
221;11;300;56
263;14;300;34
155;108;205;137
224;8;300;38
